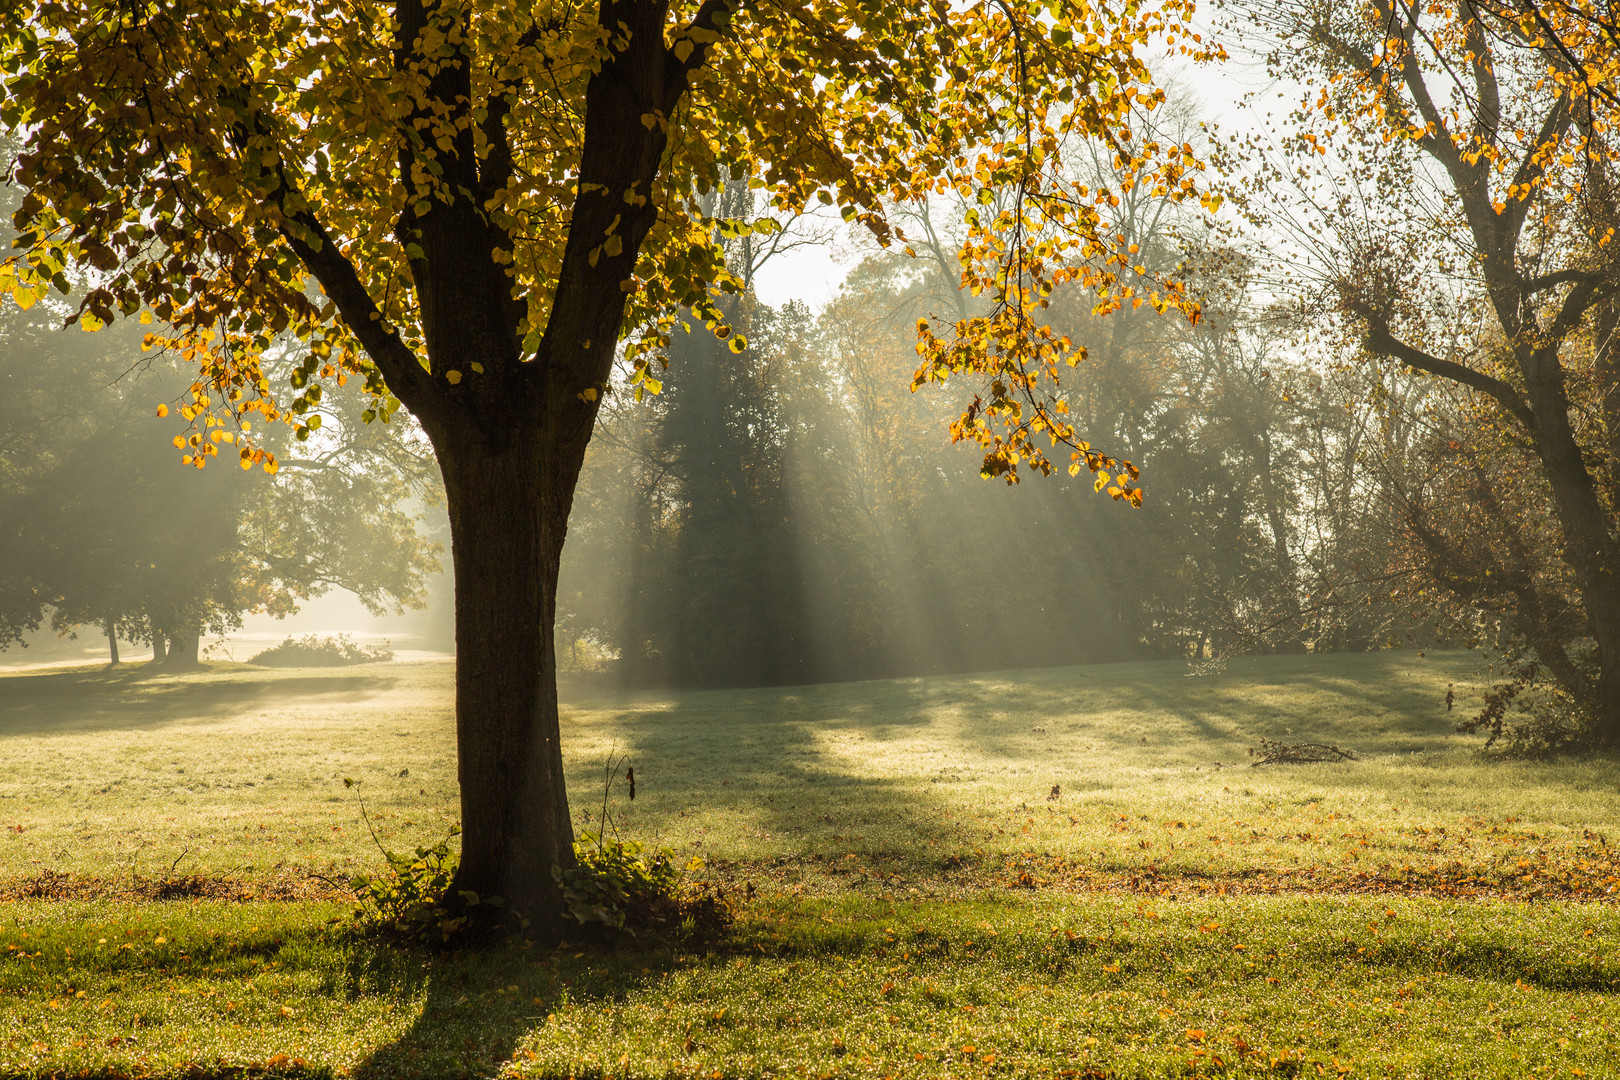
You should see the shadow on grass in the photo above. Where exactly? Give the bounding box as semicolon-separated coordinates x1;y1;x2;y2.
597;692;975;878
1350;936;1620;994
564;654;1485;876
0;665;398;737
346;940;677;1080
573;650;1620;860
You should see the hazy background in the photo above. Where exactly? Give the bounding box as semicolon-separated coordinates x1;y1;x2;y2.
3;54;1375;679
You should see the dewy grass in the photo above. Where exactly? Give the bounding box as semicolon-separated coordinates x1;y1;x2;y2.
1;650;1619;1077
1;893;1617;1078
4;651;1614;895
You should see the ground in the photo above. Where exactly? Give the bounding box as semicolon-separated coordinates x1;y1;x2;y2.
0;651;1616;1077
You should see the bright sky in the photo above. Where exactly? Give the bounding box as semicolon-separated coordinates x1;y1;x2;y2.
752;40;1291;310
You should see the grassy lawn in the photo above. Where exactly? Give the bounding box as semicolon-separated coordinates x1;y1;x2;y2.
1;651;1618;1077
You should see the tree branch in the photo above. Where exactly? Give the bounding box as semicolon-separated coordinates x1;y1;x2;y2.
1525;267;1599;296
215;62;439;420
1365;318;1534;427
278;210;437;417
664;0;744;107
1499;89;1574;245
1547;274;1618;345
1387;2;1470;178
1459;0;1501;146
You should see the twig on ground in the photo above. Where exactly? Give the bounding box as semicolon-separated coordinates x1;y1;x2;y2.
1248;737;1359;765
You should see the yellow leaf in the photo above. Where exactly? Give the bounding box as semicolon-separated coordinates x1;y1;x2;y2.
139;311;153;324
578;387;598;402
673;38;694;63
156;404;169;417
446;369;463;384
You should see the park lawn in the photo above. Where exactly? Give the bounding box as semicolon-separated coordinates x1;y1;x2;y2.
1;892;1618;1078
2;650;1619;896
1;650;1618;1077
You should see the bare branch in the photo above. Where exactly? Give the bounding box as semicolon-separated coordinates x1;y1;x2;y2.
1364;318;1535;427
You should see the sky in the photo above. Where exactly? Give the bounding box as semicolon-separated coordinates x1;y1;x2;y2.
751;45;1290;310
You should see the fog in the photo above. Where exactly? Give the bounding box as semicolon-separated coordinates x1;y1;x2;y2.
0;183;1460;683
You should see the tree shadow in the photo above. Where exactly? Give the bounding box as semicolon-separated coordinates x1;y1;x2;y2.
0;665;399;736
1346;936;1620;994
575;681;1007;883
553;651;1556;889
346;939;678;1080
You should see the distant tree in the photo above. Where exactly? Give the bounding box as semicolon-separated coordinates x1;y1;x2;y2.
0;314;441;666
565;237;1304;683
1234;0;1620;740
0;297;96;649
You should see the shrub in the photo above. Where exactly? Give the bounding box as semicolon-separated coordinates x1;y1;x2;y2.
1456;654;1596;756
250;633;394;667
346;826;510;945
555;833;731;942
348;828;473;944
341;777;493;945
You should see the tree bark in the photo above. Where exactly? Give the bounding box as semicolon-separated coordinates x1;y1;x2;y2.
105;618;119;665
151;633;167;664
434;422;577;929
1519;350;1620;742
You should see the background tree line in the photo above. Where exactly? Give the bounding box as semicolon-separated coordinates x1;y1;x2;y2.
9;0;1620;756
551;173;1452;688
0;282;443;665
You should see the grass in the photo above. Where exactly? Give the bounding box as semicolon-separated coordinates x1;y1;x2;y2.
1;650;1618;1077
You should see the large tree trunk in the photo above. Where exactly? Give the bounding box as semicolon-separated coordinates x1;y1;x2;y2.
105;619;119;665
435;423;576;929
163;628;200;669
1520;355;1620;744
151;633;167;664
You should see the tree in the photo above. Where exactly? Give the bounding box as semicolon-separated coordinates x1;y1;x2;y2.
0;312;442;665
0;0;1212;927
1229;0;1620;740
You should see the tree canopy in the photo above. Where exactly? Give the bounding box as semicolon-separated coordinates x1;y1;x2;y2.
0;0;1214;488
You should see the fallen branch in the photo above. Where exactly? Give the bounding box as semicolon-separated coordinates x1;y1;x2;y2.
1248;738;1358;766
